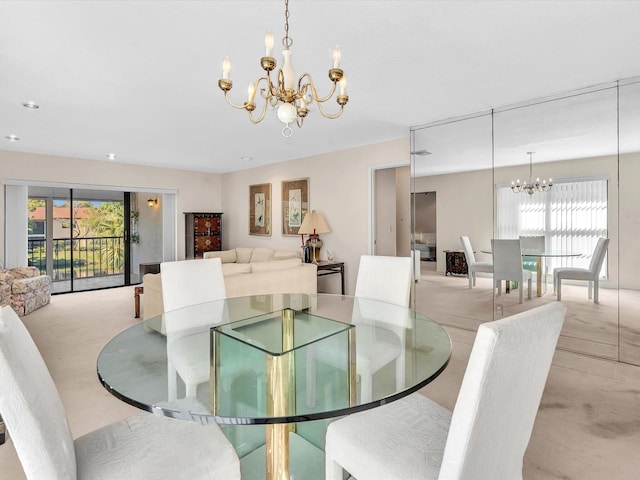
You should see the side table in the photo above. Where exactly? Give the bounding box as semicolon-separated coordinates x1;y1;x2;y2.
134;262;161;318
315;261;346;295
444;250;468;276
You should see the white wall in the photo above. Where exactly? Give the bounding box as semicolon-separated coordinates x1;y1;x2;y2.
1;149;223;264
220;138;410;295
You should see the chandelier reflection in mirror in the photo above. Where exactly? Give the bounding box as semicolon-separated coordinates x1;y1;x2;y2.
511;152;553;195
217;0;348;138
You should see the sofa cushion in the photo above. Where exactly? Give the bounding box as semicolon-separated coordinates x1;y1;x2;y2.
250;258;302;273
10;275;51;294
222;263;252;277
250;248;276;263
273;250;301;260
203;249;238;263
235;247;253;264
7;267;40;279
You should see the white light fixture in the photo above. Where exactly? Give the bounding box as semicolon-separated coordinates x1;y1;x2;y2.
218;0;348;138
4;135;20;142
147;197;158;207
511;152;552;195
106;153;116;160
22;101;40;109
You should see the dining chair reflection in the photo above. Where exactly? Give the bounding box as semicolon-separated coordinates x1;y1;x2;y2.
492;239;532;304
554;237;610;304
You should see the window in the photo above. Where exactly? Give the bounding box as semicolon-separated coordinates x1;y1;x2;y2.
497;177;608;275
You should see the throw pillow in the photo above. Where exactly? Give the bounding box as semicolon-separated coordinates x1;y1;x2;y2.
203;249;237;263
235;247;253;263
250;248;276;263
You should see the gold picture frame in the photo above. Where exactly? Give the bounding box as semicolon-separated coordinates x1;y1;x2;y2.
281;177;309;236
249;183;271;236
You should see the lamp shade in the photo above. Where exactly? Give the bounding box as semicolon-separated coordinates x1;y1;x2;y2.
299;210;330;234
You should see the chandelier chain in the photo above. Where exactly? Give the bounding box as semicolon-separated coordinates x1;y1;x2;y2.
283;0;293;49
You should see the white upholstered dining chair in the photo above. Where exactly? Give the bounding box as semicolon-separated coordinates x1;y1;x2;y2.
161;258;227;399
460;235;493;288
354;255;414;401
492;238;532;304
325;301;566;480
0;305;240;480
554;237;610;304
307;255;414;406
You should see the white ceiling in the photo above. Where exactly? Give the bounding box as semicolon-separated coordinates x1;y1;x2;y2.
1;1;640;174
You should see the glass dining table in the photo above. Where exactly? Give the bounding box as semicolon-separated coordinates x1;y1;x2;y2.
97;293;451;480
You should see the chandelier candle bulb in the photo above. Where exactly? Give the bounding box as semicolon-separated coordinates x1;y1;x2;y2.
247;83;257;104
265;30;274;57
339;78;347;96
222;56;231;79
333;46;341;68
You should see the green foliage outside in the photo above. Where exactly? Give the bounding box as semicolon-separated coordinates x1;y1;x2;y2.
28;201;126;278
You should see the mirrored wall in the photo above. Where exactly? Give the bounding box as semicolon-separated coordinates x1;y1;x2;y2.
411;77;640;365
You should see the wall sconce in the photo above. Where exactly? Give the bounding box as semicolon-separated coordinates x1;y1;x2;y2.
147;197;158;207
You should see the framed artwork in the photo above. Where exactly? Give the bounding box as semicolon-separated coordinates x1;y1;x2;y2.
281;177;309;236
249;183;271;236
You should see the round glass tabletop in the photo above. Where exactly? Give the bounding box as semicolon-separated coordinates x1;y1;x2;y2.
97;293;451;425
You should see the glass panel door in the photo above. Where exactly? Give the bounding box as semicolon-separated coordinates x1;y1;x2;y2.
71;189;125;292
28;186;127;293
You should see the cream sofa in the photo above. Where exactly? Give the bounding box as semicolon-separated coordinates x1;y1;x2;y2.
141;247;317;320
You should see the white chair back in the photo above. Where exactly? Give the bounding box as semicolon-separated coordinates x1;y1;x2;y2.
459;235;477;265
439;301;566;479
519;235;545;253
492;239;524;280
0;306;77;480
588;237;610;274
354;255;413;307
160;258;226;312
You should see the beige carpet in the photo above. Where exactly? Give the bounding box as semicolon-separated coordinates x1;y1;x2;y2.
2;284;640;479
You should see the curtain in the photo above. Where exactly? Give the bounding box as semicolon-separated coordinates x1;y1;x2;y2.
497;178;608;275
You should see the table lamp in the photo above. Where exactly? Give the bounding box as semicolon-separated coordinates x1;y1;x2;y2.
299;210;331;264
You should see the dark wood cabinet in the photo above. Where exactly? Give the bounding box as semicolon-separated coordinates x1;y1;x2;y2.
445;250;468;276
185;212;223;259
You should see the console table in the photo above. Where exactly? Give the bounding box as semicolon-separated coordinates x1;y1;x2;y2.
316;260;345;295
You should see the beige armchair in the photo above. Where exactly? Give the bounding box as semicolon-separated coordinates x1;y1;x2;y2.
0;266;51;316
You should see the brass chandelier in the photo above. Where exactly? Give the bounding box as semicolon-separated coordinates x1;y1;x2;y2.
511;152;553;195
217;0;348;138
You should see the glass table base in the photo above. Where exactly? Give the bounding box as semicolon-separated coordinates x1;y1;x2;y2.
239;431;325;480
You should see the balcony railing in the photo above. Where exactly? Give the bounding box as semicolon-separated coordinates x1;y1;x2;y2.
28;236;125;282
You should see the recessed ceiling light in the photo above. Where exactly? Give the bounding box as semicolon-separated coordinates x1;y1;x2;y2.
106;153;116;160
411;149;432;156
240;156;253;161
22;101;40;109
5;134;20;142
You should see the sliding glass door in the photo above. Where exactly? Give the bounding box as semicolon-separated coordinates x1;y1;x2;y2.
29;187;128;293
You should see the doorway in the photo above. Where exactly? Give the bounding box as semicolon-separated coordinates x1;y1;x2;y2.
371;165;411;257
412;191;437;263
